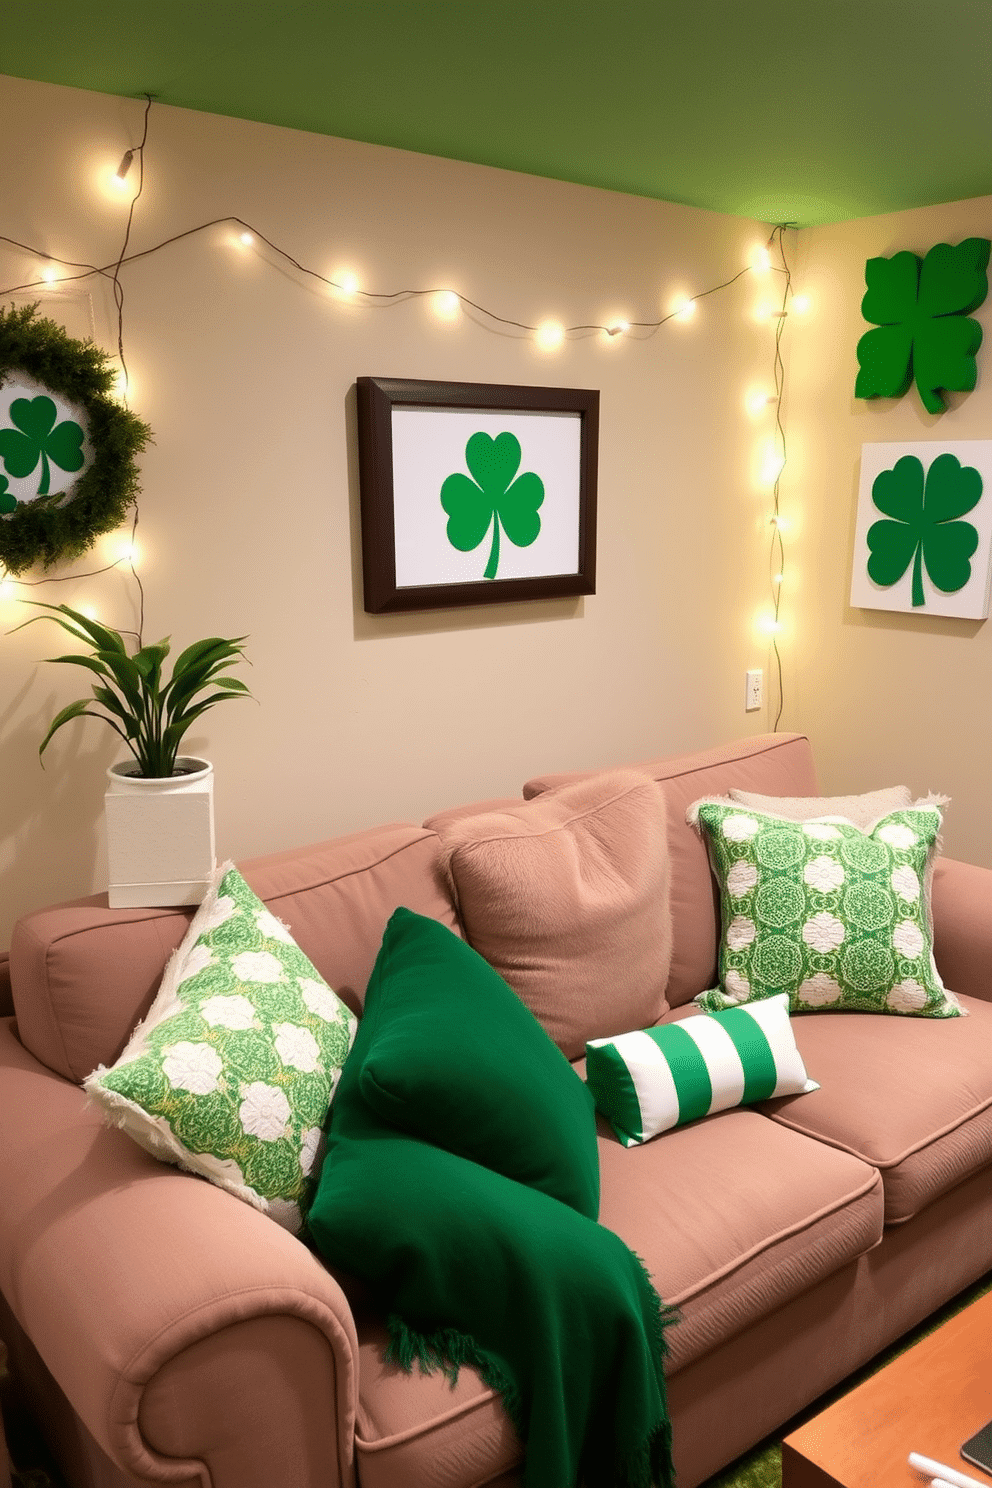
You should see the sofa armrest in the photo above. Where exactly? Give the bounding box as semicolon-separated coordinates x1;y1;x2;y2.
0;1018;359;1488
932;856;992;1003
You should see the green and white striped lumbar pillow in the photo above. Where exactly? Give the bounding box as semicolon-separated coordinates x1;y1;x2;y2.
585;993;818;1147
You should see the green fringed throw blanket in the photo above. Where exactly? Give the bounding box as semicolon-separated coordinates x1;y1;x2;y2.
306;908;678;1488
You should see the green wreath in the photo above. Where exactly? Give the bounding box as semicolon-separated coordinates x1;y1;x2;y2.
0;303;152;574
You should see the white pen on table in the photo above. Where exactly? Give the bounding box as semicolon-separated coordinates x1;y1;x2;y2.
908;1451;991;1488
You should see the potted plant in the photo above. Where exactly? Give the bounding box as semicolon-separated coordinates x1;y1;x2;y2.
15;601;252;908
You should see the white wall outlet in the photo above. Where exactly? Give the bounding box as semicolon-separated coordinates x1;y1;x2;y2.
745;669;763;712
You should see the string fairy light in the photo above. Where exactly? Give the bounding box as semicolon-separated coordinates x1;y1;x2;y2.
760;222;797;731
1;96;798;721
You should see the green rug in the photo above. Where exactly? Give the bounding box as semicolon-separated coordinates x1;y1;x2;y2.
700;1269;992;1488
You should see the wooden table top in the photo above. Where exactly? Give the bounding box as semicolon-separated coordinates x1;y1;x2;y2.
782;1285;992;1488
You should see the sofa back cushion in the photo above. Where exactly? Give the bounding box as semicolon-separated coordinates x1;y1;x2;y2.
11;824;457;1084
429;771;672;1059
523;733;818;1009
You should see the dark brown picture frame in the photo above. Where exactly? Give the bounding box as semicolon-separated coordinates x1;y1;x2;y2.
357;376;599;613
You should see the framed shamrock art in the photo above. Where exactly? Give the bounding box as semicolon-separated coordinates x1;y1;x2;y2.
356;377;599;612
851;442;992;619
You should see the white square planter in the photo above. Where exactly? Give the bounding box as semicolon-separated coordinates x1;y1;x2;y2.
105;757;216;909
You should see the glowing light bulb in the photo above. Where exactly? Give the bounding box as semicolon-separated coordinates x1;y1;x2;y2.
761;443;785;485
0;573;15;600
791;294;810;314
746;389;777;417
239;231;254;246
770;515;790;533
751;245;772;274
757;615;782;635
606;320;630;338
115;150;134;182
433;290;460;320
78;603;99;621
535;320;564;351
674;298;696;322
773;571;784;585
336;272;359;298
40;263;59;284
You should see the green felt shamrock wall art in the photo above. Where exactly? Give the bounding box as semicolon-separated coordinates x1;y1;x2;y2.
0;303;151;574
851;442;992;619
440;431;545;579
855;238;990;414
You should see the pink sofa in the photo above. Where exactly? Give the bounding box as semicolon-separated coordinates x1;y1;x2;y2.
2;731;991;1488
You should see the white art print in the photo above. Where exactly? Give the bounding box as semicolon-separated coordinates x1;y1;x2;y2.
851;441;992;620
391;406;582;588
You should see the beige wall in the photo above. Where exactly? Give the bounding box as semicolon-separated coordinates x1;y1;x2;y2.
0;74;786;944
787;196;992;867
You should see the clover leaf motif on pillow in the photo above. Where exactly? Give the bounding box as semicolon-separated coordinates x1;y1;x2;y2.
85;864;358;1233
689;800;963;1019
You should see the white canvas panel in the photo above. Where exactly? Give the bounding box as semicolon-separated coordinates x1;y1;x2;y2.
391;405;582;589
851;441;992;620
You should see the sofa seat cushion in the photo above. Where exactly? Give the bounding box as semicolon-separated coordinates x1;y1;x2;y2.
593;1104;883;1374
757;991;992;1225
354;1313;523;1488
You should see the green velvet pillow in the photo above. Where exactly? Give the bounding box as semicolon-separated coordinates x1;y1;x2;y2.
352;907;600;1219
687;799;964;1018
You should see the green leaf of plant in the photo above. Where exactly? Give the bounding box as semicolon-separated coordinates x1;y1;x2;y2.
38;700;130;759
171;635;247;674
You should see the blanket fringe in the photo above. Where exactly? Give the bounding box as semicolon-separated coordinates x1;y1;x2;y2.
385;1313;525;1439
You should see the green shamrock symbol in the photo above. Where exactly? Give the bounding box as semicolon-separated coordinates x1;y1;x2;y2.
0;395;86;497
0;474;14;516
866;453;982;607
441;431;544;580
855;237;990;414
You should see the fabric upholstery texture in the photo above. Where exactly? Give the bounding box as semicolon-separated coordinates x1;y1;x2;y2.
728;784;912;828
594;1103;884;1373
586;993;818;1146
522;732;820;1008
433;770;672;1059
85;865;357;1233
688;799;962;1018
356;907;600;1217
10;822;456;1082
760;991;992;1223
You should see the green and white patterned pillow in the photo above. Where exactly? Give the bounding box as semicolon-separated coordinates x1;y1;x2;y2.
687;800;964;1018
85;863;357;1232
586;993;819;1146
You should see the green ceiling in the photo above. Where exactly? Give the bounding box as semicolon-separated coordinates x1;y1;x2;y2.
4;0;991;227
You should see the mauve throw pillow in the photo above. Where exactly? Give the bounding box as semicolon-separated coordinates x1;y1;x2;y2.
435;771;672;1060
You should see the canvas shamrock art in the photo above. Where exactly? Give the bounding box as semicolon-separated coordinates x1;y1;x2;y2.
851;442;992;619
357;377;598;613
